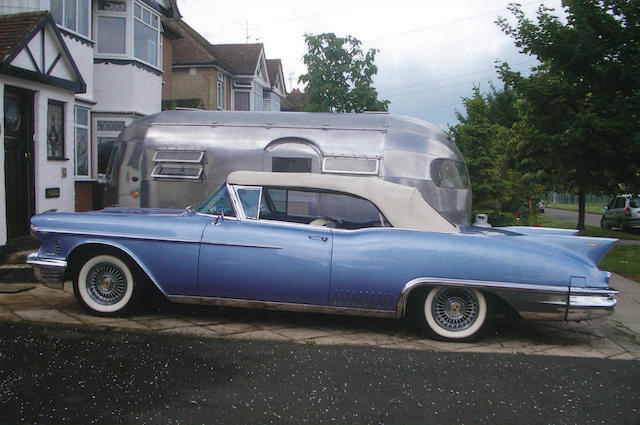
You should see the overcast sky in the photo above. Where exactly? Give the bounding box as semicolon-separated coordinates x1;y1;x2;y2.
177;0;564;129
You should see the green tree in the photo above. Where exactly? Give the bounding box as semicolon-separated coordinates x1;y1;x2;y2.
299;33;389;113
451;84;543;226
497;1;640;229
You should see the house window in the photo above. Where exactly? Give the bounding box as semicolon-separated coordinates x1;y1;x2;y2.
96;120;126;174
47;100;65;160
74;106;90;177
234;92;250;111
263;92;272;112
217;73;226;110
50;0;90;37
273;95;281;112
253;82;263;111
97;15;126;54
134;1;161;67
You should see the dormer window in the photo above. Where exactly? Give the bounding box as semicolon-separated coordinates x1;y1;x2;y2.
50;0;90;38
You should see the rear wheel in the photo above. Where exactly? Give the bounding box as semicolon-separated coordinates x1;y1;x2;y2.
600;217;608;229
415;287;489;341
73;254;139;316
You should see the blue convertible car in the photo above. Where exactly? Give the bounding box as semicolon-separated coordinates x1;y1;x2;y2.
28;171;618;341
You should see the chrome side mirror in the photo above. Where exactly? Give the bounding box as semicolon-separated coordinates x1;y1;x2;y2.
214;206;225;225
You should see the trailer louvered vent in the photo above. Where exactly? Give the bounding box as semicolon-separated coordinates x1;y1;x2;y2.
151;150;206;180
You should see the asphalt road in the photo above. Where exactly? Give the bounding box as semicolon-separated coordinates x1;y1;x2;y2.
544;207;602;228
1;322;638;425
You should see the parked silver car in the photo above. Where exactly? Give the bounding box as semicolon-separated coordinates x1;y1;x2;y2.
601;195;640;232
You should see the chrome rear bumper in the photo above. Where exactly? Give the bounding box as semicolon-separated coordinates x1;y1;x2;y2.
26;252;67;290
566;288;618;320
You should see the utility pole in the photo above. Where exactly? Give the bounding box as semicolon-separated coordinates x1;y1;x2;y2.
288;73;295;91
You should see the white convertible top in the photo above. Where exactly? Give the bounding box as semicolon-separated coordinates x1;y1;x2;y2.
227;171;458;233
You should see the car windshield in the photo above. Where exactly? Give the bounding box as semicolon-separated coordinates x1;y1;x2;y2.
197;184;236;217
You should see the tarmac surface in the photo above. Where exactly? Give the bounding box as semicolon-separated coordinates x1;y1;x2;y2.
544;208;602;228
0;274;639;361
1;321;638;425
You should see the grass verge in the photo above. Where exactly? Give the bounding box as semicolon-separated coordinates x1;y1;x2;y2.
599;245;640;283
536;216;640;282
547;203;605;214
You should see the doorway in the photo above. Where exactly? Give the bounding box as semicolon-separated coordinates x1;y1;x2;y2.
3;86;35;243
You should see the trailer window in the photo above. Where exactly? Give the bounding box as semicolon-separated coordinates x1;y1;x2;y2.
322;157;379;175
430;159;469;189
272;157;312;173
151;149;206;181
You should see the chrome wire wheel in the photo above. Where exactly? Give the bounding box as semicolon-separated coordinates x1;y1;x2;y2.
86;262;127;305
431;288;479;331
422;287;488;340
75;254;135;315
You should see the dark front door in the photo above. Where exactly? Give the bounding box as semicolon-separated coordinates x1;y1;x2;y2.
4;87;35;242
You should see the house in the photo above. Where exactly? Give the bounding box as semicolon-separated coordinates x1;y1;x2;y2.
0;0;179;255
161;18;287;112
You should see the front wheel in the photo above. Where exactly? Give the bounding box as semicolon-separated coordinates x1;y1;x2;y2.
600;217;608;229
73;254;139;316
416;287;489;341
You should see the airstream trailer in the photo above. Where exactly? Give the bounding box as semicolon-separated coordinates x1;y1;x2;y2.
102;110;472;225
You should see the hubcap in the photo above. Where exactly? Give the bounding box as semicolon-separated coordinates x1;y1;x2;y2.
86;262;127;305
432;288;479;331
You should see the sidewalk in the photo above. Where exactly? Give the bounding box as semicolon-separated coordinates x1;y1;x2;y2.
0;275;638;360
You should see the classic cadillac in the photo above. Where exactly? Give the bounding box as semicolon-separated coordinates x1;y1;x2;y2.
28;172;618;341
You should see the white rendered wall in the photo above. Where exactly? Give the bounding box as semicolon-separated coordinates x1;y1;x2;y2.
93;63;161;115
0;76;76;247
61;35;94;104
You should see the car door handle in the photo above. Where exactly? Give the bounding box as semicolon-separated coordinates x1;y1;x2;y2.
308;235;328;242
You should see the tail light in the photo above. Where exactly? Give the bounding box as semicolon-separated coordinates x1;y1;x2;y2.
625;207;631;217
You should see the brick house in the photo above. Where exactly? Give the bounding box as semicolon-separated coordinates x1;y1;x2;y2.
161;18;287;112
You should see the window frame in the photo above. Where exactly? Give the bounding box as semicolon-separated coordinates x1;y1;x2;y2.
95;118;128;175
95;1;128;56
228;184;389;229
253;81;263;111
133;0;162;68
74;105;91;178
50;0;91;39
47;99;66;160
217;72;226;110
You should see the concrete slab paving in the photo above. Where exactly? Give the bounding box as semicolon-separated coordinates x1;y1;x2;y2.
0;275;637;360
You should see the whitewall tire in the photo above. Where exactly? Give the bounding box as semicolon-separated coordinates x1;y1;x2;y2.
74;254;137;316
417;286;489;341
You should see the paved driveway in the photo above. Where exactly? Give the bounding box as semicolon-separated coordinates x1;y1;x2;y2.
0;274;638;360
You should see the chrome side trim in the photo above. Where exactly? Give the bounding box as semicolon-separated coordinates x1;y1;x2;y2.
199;242;283;250
26;252;67;290
29;227;199;244
396;277;570;319
168;295;395;318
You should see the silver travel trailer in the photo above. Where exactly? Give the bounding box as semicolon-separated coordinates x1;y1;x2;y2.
103;110;472;225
